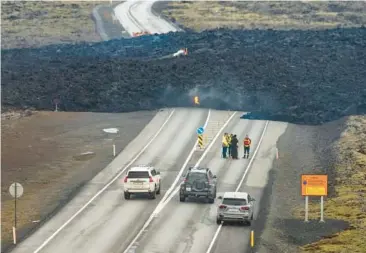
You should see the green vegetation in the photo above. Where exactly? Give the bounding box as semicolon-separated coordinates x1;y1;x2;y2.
292;116;366;253
1;1;105;49
161;1;366;31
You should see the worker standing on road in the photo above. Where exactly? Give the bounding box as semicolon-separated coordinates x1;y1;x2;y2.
231;134;239;159
227;133;233;158
243;135;252;159
222;133;229;158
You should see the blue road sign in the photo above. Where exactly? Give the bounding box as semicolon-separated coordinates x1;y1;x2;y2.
197;127;204;135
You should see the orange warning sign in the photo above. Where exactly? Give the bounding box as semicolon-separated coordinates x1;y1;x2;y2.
301;174;328;196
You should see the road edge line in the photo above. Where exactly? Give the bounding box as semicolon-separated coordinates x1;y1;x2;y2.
32;109;176;253
205;120;270;253
122;110;238;253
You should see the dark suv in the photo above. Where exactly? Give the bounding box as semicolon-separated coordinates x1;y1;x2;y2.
179;167;217;203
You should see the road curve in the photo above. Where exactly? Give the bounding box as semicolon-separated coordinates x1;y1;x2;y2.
114;0;181;36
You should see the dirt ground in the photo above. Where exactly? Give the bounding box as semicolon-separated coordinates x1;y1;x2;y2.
1;110;155;252
155;1;366;31
255;115;366;253
1;1;107;49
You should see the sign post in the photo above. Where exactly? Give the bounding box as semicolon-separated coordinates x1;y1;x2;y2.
301;174;328;223
197;127;204;149
320;196;324;222
9;182;24;244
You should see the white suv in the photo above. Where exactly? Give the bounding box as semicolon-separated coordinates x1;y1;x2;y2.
123;165;161;199
216;192;256;225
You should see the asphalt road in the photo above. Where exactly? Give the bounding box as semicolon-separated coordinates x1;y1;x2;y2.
114;0;180;36
126;118;287;253
10;3;290;253
10;108;287;253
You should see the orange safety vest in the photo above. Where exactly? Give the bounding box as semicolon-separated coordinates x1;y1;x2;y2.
244;138;251;147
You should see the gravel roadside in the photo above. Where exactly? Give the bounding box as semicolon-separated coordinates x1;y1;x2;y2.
1;110;156;252
253;118;354;253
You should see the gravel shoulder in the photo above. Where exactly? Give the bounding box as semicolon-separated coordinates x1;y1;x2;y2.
255;115;366;253
1;110;155;252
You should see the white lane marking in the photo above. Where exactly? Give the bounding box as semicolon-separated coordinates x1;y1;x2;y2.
157;109;211;205
155;111;239;212
205;120;270;253
123;111;238;253
33;109;176;253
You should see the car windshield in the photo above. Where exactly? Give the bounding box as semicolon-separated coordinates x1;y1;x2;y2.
128;171;149;178
222;198;247;206
186;172;207;182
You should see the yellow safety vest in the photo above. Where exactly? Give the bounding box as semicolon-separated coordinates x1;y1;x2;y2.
227;135;232;144
222;136;228;147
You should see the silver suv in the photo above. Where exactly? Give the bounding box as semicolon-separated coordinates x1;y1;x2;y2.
216;192;256;225
179;167;217;203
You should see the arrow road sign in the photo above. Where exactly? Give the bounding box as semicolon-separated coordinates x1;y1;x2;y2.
197;127;204;135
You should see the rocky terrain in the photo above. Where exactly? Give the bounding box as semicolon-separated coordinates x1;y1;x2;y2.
2;28;366;125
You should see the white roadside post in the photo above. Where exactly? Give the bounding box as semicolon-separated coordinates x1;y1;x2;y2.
103;128;119;157
53;98;60;112
9;182;24;244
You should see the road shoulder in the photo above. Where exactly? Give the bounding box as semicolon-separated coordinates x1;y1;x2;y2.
255;118;355;253
1;110;157;252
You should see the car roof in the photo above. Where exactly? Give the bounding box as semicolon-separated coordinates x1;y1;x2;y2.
129;165;153;172
189;167;209;173
223;192;248;199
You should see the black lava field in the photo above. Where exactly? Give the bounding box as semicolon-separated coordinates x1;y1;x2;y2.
2;28;366;124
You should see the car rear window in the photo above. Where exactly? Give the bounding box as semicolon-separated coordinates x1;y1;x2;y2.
186;172;207;182
128;171;150;178
222;198;247;206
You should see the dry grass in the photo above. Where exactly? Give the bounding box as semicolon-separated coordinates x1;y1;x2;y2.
292;116;366;253
1;1;106;49
161;1;366;31
1;110;154;251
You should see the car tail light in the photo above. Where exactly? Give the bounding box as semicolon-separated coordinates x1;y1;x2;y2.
124;176;128;183
240;206;250;211
219;205;227;209
149;176;154;183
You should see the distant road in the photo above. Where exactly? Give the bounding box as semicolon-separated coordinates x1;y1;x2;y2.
114;0;182;35
10;3;289;253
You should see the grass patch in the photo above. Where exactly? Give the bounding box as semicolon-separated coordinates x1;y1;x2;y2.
1;1;106;49
160;1;366;31
292;116;366;252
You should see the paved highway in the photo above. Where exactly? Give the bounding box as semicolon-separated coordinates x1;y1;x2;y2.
114;0;181;36
11;3;289;253
11;107;287;253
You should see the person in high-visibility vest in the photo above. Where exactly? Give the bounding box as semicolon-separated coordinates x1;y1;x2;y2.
243;135;252;159
222;133;229;158
227;134;233;158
